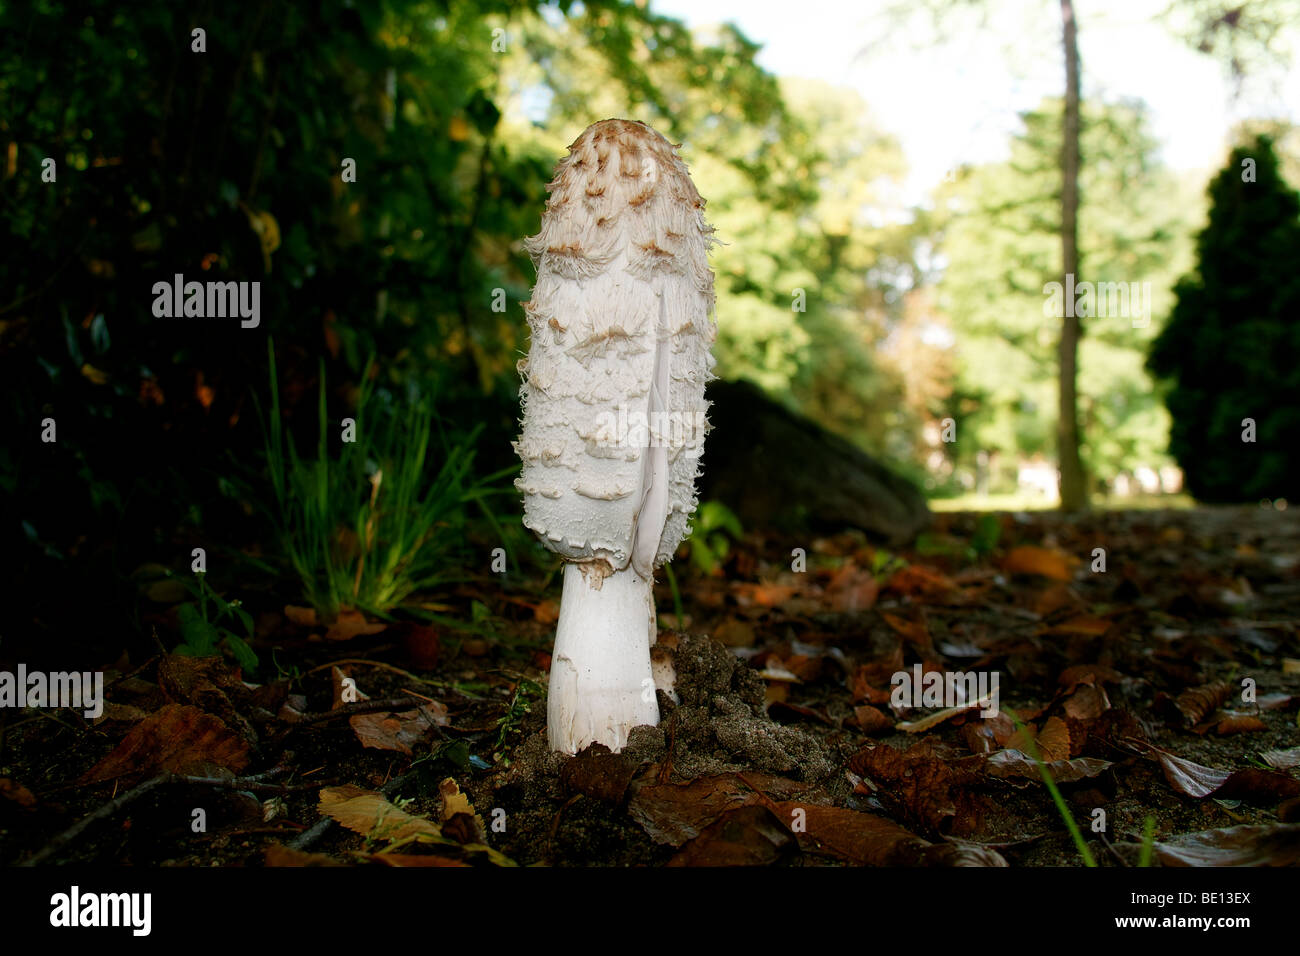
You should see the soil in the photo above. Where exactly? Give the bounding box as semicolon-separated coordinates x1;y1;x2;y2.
2;505;1298;867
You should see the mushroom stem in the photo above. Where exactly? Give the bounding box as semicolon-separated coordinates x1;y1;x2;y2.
546;561;660;754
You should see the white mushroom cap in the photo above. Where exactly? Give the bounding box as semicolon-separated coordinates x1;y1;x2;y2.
515;118;717;577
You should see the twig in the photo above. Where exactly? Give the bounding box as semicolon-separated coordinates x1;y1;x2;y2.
546;794;583;864
221;824;307;838
169;774;318;794
304;659;436;685
292;695;428;726
20;774;171;866
1095;828;1129;867
20;764;298;865
286;815;335;853
104;654;162;692
736;772;787;818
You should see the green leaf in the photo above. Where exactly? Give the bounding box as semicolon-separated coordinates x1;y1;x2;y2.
177;604;218;654
221;633;259;673
971;514;1002;556
697;500;743;539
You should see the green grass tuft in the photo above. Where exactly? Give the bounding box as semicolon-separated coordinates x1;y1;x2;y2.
260;339;510;621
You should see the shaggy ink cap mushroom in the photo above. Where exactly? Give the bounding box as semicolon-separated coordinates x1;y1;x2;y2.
514;119;717;753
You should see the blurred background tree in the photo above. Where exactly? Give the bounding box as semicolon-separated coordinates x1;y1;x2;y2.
932;98;1193;498
1148;135;1300;501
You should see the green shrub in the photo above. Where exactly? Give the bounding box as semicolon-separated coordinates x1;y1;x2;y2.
1148;136;1300;501
262;340;507;620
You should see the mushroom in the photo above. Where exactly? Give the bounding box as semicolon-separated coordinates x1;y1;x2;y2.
514;119;716;754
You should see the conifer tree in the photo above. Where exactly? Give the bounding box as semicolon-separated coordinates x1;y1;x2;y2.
1149;136;1300;500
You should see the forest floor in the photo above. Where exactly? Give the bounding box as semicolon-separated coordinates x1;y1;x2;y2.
3;505;1299;867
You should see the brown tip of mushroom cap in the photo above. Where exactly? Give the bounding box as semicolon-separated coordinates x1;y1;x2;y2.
524;119;716;298
517;118;716;572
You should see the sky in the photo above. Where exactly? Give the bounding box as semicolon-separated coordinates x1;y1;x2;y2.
648;0;1300;201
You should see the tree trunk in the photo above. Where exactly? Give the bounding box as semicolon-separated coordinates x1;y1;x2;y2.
1056;0;1088;511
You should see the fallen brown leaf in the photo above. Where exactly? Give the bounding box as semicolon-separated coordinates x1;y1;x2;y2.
1042;615;1111;637
264;845;343;866
826;561;880;612
1154;824;1300;866
713;619;756;647
666;806;795;866
325;608;388;642
363;852;471;867
1168;680;1233;727
770;802;1007;866
850;641;904;704
848;742;983;834
886;564;957;597
1063;683;1111;721
1058;664;1122;694
1257;693;1295;711
628;773;804;847
533;600;560;624
157;654;256;742
880;611;931;652
1034;583;1081;617
731;581;799;608
983;749;1113;787
349;702;448;754
95;701;150;724
1212;715;1267;735
852;705;894;734
1154;750;1300;803
0;778;36;808
283;605;318;627
80;703;249;784
1155;750;1230;798
1036;717;1071;762
767;700;833;725
560;744;639;803
1212;769;1300;803
1261;746;1300;770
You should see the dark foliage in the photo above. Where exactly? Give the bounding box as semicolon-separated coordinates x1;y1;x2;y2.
1148;136;1300;501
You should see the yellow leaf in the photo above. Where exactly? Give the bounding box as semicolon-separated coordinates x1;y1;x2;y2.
437;778;487;842
238;201;281;271
318;785;514;865
1002;545;1074;581
80;363;110;385
438;777;474;822
449;115;470;141
319;785;443;843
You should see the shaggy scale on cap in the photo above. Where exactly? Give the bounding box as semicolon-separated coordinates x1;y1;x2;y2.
515;118;716;578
